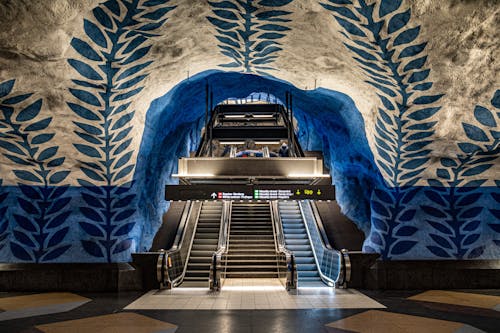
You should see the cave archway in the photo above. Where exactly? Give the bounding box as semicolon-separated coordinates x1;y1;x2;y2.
134;70;382;250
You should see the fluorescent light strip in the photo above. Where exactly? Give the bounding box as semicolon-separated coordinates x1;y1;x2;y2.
222;285;285;291
220;141;245;145
255;141;281;145
224;114;246;118
287;174;330;178
171;173;215;178
252;114;275;118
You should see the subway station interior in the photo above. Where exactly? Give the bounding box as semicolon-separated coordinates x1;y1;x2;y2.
0;0;499;332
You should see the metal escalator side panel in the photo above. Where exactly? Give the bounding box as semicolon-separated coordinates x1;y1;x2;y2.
168;201;203;287
159;201;200;287
278;201;321;286
210;200;231;291
183;201;224;287
297;200;342;286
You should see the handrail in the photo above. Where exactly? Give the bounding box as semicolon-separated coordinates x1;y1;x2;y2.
210;200;231;291
310;202;333;250
157;201;193;288
298;200;342;286
270;201;297;291
171;201;194;250
157;201;202;288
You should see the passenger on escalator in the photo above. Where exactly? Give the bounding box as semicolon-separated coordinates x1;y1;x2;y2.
279;143;289;157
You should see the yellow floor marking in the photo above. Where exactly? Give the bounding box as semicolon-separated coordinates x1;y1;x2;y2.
408;290;500;310
0;293;90;311
37;313;177;333
326;310;464;333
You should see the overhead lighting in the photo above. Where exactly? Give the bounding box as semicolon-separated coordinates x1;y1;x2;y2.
224;114;246;118
220;141;245;145
223;285;285;291
255;141;281;145
172;173;215;178
287;174;330;178
252;114;275;118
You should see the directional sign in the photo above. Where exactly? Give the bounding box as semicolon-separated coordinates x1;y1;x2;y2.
165;185;335;201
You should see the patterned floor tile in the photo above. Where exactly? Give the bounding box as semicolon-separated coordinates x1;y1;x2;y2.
325;310;485;333
36;312;177;333
0;293;90;321
408;290;500;311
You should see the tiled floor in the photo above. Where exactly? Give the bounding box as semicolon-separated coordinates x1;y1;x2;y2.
35;313;177;333
125;278;385;310
0;288;499;332
325;310;484;333
0;293;90;321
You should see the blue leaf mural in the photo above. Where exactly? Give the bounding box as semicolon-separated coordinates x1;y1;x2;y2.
207;0;293;74
68;0;175;262
424;90;499;259
0;79;71;262
321;0;444;187
368;185;421;258
321;0;443;258
0;179;8;252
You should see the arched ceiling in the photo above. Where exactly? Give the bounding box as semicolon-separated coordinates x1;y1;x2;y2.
0;0;498;187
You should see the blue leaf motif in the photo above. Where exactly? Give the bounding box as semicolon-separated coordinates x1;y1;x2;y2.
474;105;496;127
427;245;451;258
113;222;135;236
390;240;417;255
0;79;15;98
429;233;453;249
462;123;489;142
80;222;105;237
68;59;104;81
393;26;420;46
112;238;133;254
47;227;69;248
462;164;494;177
10;242;34;261
388;9;410;34
82;240;105;258
42;245;72;261
395;226;418;237
427;220;453;235
462;233;480;247
84;19;108;48
468;246;485;259
16;99;42;122
421;205;446;218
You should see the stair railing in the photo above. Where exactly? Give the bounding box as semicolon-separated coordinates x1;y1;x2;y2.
270;201;297;291
157;201;202;289
210;200;231;291
298;200;346;287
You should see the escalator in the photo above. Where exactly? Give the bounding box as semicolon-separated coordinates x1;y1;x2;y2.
277;200;345;287
224;202;279;278
182;201;223;286
278;201;321;283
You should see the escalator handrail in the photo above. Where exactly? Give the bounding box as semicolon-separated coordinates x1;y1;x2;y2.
310;201;333;250
171;201;193;250
297;200;342;286
157;201;193;287
162;201;203;288
210;200;231;291
270;201;297;290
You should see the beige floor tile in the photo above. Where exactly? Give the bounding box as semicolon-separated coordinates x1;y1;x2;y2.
0;293;90;311
326;310;467;333
408;290;500;310
37;312;177;333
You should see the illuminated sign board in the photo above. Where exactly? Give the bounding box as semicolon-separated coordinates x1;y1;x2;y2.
165;185;335;201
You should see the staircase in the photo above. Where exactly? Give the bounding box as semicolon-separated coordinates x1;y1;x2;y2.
183;201;223;286
224;202;279;278
278;201;321;283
